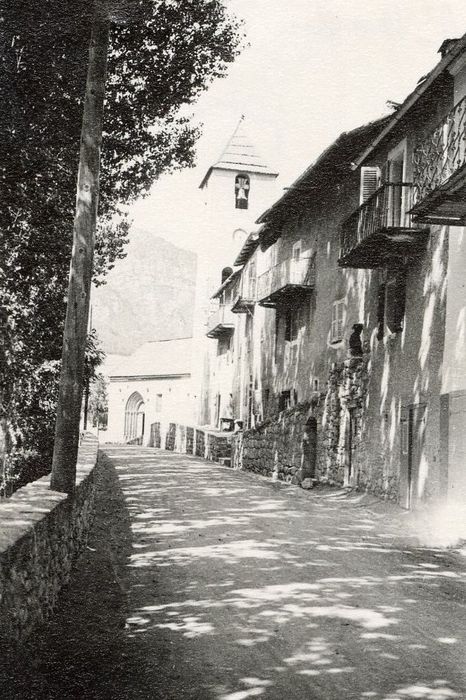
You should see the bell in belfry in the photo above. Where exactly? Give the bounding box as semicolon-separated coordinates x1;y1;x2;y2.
235;175;250;209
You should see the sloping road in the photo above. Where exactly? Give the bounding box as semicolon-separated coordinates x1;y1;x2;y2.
3;446;466;699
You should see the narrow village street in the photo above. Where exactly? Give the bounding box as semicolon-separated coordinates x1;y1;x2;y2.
3;446;466;700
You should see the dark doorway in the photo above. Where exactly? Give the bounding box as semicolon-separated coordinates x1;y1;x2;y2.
344;408;357;485
302;417;317;480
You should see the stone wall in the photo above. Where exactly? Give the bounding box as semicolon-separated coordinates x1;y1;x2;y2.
232;402;313;482
186;427;194;455
232;354;397;500
0;433;100;646
149;422;161;448
157;422;233;465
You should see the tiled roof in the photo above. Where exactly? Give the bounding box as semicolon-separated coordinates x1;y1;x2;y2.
234;232;260;267
199;116;278;188
109;337;192;379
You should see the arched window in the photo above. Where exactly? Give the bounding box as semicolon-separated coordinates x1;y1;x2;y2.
124;391;145;443
235;174;250;209
221;266;233;284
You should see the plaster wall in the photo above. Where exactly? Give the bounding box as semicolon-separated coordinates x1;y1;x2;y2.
442;227;466;394
106;375;193;445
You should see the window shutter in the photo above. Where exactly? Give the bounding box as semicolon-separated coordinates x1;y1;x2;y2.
360;166;381;204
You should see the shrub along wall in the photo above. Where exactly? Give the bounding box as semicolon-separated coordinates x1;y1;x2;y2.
0;433;100;646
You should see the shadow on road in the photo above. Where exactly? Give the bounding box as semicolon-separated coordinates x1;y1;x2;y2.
1;446;465;699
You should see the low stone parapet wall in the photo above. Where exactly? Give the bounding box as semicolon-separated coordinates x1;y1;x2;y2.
152;422;232;464
0;433;100;646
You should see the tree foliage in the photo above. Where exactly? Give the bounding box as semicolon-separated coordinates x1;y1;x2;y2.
0;0;243;487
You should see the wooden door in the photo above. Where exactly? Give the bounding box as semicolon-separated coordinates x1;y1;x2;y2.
400;403;426;508
302;417;317;480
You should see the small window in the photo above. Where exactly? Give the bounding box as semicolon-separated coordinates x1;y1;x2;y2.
401;418;409;455
264;388;270;409
292;240;302;262
217;336;230;356
377;282;386;341
331;300;345;343
284;302;306;343
279;390;291;412
284;308;299;342
235;174;250;209
313;378;320;392
248;259;257;299
360;166;381;204
155;394;163;412
385;271;406;334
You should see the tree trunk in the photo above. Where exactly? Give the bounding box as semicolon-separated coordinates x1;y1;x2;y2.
83;377;90;431
50;12;109;493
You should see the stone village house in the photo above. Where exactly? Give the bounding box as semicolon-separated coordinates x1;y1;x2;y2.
203;36;466;509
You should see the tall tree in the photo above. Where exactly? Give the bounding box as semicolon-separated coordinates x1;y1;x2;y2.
0;0;243;490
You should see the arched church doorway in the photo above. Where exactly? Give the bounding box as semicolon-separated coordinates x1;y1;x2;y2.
124;391;145;444
302;417;317;480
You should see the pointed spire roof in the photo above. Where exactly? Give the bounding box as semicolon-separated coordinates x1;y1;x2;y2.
199;116;278;188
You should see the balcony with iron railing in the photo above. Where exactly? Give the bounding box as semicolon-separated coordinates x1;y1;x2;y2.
232;277;257;313
411;94;466;225
339;182;429;268
206;303;235;339
257;255;316;308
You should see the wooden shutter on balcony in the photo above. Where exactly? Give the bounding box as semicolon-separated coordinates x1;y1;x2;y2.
360;166;381;204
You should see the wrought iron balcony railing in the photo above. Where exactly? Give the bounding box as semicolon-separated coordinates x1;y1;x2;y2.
339;182;428;268
232;277;257;313
257;255;316;308
206;303;235;338
411;95;466;224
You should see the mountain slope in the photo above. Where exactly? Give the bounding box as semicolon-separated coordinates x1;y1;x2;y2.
92;228;196;355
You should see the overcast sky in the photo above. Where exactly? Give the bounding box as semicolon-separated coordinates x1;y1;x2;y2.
129;0;466;253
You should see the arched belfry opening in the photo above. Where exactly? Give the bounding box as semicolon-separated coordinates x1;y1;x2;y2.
124;391;145;444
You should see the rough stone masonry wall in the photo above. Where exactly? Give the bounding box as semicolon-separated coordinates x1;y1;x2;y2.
321;356;369;485
232;402;313;482
0;433;100;647
233;355;378;494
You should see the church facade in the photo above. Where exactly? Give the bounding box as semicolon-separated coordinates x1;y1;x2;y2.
105;337;194;446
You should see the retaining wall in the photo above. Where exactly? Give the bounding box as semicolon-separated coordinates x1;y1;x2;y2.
0;433;100;646
232;356;393;498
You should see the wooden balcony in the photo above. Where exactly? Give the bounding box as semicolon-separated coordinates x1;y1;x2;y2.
411;95;466;225
339;183;429;269
206;304;235;338
257;256;316;308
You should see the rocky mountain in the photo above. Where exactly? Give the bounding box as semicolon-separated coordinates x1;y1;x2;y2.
92;229;196;356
